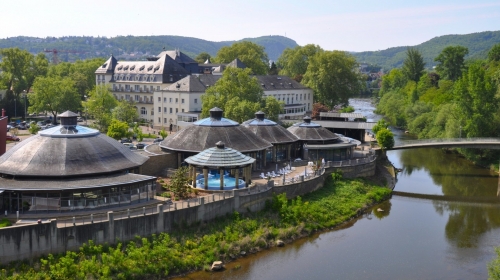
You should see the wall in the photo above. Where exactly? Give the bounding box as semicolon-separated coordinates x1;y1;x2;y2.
0;158;377;264
140;152;177;177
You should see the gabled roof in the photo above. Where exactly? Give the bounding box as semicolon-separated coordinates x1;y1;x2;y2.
257;75;309;90
95;55;118;74
157;50;198;65
163;74;220;92
227;58;246;69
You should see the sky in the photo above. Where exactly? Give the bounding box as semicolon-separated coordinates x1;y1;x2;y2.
2;0;500;52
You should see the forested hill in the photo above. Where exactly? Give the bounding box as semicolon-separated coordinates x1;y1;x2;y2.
352;30;500;70
0;35;298;62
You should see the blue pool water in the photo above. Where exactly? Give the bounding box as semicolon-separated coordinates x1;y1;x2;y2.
195;174;245;190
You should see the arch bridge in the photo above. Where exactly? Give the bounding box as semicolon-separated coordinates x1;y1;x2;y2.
388;138;500;150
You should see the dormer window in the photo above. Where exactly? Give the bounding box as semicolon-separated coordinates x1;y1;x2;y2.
139;65;145;71
148;65;153;71
124;65;129;71
102;63;107;68
130;66;135;71
154;66;160;72
117;66;123;70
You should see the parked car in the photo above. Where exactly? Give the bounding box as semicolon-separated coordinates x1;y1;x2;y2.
120;138;132;144
18;122;28;130
122;143;136;150
153;137;163;143
136;143;145;149
6;134;20;141
77;117;84;122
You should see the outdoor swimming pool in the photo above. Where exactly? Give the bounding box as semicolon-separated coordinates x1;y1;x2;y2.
195;174;245;190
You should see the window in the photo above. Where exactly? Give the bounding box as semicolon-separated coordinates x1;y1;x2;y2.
125;95;130;100
181;99;185;104
158;117;160;123
135;95;139;101
175;98;178;103
182;109;184;112
150;86;153;91
157;86;160;91
176;108;178;113
140;107;147;115
164;118;167;123
194;98;198;104
130;65;135;71
134;85;139;91
158;97;161;102
125;85;130;91
164;97;167;102
158;107;161;113
164;107;167;113
170;108;172;113
169;98;172;103
151;109;154;115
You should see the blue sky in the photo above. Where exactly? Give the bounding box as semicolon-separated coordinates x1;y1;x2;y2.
3;0;499;52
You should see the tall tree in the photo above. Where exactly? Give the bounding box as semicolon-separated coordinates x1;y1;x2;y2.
201;67;264;122
195;52;211;64
268;61;278;75
112;99;139;124
434;46;469;81
454;62;498;138
276;44;323;81
214;41;269;75
401;48;425;83
302;51;361;109
263;96;284;122
29;76;81;122
83;85;118;132
488;43;500;62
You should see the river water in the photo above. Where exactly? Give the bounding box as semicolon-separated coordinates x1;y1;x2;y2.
177;99;500;280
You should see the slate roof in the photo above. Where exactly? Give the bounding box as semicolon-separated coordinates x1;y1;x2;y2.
242;112;298;144
160;108;272;153
163;74;220;92
287;117;340;143
95;55;118;74
0;129;149;177
257;75;309;90
227;58;246;69
185;142;255;168
0;172;155;191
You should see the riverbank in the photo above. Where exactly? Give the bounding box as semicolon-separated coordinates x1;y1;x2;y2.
0;171;392;279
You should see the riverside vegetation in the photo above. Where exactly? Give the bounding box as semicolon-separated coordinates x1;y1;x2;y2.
0;172;391;279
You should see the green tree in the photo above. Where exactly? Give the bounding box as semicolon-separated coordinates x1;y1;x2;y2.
263;96;284;122
112;99;139;124
276;44;323;81
201;67;264;122
380;68;407;95
133;123;144;142
434;46;469;81
107;119;130;140
83;85;118;132
376;128;394;149
214;41;269;75
454;62;498;138
29;76;81;122
402;47;425;83
302;50;361;108
268;61;278;75
28;123;41;135
372;119;389;134
195;52;211;64
167;166;190;199
488;43;500;62
159;127;168;139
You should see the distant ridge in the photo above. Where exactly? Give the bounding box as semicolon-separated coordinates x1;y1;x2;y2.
352;30;500;70
0;35;298;62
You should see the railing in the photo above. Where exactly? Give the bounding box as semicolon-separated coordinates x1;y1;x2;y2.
54;192;234;228
396;138;500;147
330;154;376;167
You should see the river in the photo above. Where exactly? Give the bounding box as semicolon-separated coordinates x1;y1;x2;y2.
177;99;500;280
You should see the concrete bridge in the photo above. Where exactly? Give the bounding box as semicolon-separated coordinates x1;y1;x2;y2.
387;138;500;150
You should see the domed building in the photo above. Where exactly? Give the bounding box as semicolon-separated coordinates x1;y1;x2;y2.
0;111;156;214
242;111;298;163
160;107;272;169
287;116;356;162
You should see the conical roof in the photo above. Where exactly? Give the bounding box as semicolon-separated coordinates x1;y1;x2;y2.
242;112;298;144
287;116;340;143
185;141;255;168
160;108;272;153
0;113;148;177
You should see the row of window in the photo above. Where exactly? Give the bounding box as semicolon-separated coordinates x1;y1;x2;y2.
112;84;161;92
268;93;311;104
158;107;184;114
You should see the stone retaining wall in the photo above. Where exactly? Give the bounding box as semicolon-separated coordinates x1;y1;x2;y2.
0;157;377;264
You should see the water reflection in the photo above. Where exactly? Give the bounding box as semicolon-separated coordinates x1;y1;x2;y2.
372;200;391;219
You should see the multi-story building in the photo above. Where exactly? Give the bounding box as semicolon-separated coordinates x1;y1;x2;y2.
96;50;313;129
154;74;313;129
94;50;197;123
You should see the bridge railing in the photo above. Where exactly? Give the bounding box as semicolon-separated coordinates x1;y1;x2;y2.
396;138;500;146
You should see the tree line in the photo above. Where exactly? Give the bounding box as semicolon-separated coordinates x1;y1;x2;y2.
376;44;500;164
